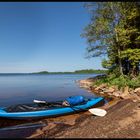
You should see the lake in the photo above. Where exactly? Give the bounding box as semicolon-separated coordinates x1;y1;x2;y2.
0;74;100;107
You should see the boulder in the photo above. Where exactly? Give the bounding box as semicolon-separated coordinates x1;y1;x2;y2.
112;91;122;97
90;83;107;92
89;86;93;90
131;93;140;102
129;90;135;95
100;92;104;94
134;88;140;95
94;87;100;91
111;85;118;91
77;79;93;89
108;92;113;96
129;88;134;94
120;86;130;99
104;87;115;93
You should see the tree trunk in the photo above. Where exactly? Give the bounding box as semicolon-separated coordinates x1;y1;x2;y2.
130;65;138;78
114;28;123;75
118;49;123;75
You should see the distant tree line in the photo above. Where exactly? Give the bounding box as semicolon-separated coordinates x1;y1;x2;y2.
74;69;107;74
32;69;107;74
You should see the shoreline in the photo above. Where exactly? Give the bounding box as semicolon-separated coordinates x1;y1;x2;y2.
77;76;140;102
0;75;139;138
28;76;140;138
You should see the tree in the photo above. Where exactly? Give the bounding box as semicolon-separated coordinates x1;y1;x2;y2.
82;2;140;77
118;2;140;76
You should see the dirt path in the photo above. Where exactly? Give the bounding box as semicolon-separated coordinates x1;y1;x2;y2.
29;99;140;138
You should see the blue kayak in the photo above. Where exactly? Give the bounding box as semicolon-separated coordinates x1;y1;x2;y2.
0;96;104;120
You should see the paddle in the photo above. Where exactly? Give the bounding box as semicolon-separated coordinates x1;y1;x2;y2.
88;108;107;117
33;99;62;105
33;99;107;117
33;100;46;104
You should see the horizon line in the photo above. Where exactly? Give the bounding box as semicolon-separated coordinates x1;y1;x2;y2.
0;69;106;74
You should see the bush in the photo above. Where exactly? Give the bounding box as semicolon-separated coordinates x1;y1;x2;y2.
94;74;140;89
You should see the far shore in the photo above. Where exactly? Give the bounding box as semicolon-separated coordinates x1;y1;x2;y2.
0;69;107;75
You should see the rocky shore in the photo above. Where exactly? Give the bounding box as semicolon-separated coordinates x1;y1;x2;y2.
27;76;140;138
77;76;140;102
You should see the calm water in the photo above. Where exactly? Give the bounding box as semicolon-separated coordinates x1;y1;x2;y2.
0;74;100;107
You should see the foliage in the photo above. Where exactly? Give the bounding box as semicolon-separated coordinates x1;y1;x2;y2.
120;48;140;69
95;74;140;89
33;71;49;74
82;2;140;77
74;69;107;74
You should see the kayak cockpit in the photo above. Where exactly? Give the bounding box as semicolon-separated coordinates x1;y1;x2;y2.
3;102;64;113
3;100;89;113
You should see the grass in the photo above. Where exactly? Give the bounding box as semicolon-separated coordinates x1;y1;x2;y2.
95;73;140;89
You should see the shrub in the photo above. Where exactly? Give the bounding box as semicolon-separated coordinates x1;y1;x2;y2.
94;74;140;89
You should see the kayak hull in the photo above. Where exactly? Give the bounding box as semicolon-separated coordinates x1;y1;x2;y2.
0;97;104;120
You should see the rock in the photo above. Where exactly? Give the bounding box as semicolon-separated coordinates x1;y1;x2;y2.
78;79;93;89
108;92;113;96
134;88;140;95
129;88;133;92
94;87;100;91
95;84;107;91
113;91;121;97
101;87;106;91
132;99;137;102
129;88;135;95
103;89;107;93
120;86;130;99
124;86;129;94
109;87;115;92
131;93;140;102
111;85;118;91
89;86;93;90
104;87;115;93
129;91;135;95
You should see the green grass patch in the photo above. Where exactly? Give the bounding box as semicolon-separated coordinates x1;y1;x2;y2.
95;74;140;89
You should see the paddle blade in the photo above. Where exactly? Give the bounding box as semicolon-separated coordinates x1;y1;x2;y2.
33;99;46;103
88;108;107;117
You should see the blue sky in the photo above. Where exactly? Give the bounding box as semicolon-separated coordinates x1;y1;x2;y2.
0;2;104;73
